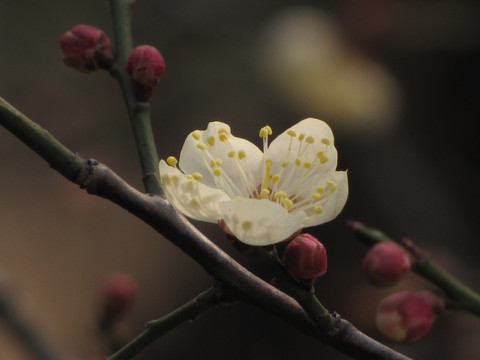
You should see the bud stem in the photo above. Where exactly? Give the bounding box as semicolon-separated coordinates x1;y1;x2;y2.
349;221;480;317
106;287;223;360
109;0;162;194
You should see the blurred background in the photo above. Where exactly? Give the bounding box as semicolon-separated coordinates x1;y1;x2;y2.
1;0;480;359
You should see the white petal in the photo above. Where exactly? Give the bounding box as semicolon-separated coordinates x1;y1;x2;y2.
179;122;263;197
219;198;306;246
302;171;348;227
160;160;230;223
264;118;338;176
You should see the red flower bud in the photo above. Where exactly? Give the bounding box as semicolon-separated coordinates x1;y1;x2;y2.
126;45;166;101
282;233;327;286
59;25;113;72
99;272;137;329
375;291;438;343
362;241;412;287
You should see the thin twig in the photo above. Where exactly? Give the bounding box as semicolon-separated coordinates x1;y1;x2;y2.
348;220;480;317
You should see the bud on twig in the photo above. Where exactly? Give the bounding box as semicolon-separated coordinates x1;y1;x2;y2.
59;25;113;72
282;233;327;287
98;272;137;330
126;45;166;102
362;241;412;287
375;291;444;343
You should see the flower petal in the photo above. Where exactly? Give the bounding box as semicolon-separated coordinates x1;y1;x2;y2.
302;170;348;227
160;160;230;223
264;118;338;180
219;198;306;246
179;122;263;198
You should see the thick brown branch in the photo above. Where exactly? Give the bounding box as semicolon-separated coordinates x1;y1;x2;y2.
81;161;411;360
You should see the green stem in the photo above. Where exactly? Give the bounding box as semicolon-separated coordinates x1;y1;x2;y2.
252;248;331;329
109;0;162;194
0;97;85;183
348;220;480;317
107;288;222;360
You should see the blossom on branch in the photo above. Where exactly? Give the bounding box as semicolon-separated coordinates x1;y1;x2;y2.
159;118;348;246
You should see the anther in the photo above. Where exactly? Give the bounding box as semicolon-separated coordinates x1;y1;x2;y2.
312;193;322;199
193;172;203;180
298;133;305;141
207;136;215;146
274;191;287;199
327;180;337;192
316;186;325;194
272;174;280;183
196;142;207;150
283;198;294;208
281;160;289;168
305;136;315;144
295;158;302;166
238;150;246;159
261;188;270;199
321;138;331;145
228;150;236;158
287;130;297;137
303;162;312;169
166;156;178;166
213;168;222;177
314;205;323;214
186;174;194;181
219;133;228;142
192;130;201;140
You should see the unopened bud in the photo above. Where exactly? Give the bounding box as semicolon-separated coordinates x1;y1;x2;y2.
99;272;137;329
375;291;440;343
60;25;113;72
362;241;412;287
282;233;327;286
126;45;166;101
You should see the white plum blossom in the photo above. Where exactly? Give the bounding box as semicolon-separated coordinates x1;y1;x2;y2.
159;118;348;246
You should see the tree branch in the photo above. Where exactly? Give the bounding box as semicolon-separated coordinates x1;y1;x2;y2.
0;97;411;359
108;0;162;194
348;220;480;317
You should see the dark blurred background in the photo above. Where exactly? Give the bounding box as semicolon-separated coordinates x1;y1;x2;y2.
1;0;480;359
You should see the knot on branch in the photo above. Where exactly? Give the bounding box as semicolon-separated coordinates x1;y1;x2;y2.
78;159;99;189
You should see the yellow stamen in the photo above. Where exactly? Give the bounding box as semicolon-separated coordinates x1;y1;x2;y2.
281;160;289;168
219;133;228;142
274;191;287;199
327;180;337;192
316;186;325;194
207;136;215;146
261;188;270;199
228;150;236;158
321;138;331;145
166;156;178;166
193;172;203;180
272;174;280;183
283;198;293;208
314;205;323;214
196;142;207;150
287;130;297;137
303;161;312;169
186;174;194;181
192;130;201;140
305;136;315;144
295;157;301;166
238;150;246;159
312;193;322;199
298;133;305;141
242;221;252;230
213;168;222;177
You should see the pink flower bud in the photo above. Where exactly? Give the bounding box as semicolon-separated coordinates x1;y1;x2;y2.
375;291;437;343
362;241;412;287
99;272;137;329
282;233;327;286
59;25;113;72
126;45;166;101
